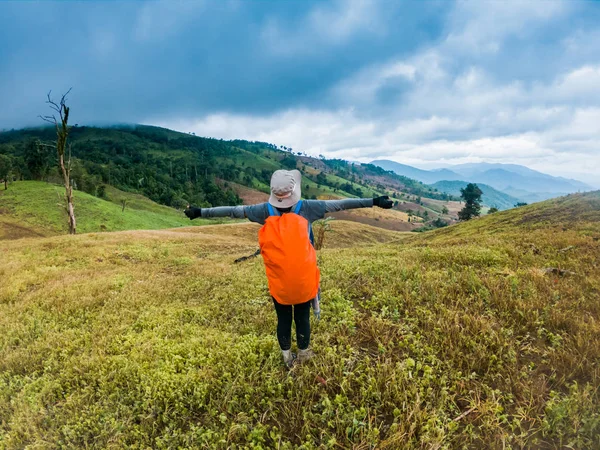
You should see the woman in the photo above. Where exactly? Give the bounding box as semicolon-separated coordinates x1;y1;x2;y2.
185;169;393;367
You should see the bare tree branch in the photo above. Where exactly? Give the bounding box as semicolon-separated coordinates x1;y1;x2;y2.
38;114;57;125
44;88;72;121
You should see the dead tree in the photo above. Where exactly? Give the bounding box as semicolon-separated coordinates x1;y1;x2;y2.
40;89;76;234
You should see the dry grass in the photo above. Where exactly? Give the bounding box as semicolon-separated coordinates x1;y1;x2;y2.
328;209;420;232
1;192;599;449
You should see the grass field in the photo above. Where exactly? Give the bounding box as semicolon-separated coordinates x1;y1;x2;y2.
1;192;599;448
0;181;222;239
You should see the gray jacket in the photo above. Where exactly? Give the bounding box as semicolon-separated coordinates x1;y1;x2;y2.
200;198;374;224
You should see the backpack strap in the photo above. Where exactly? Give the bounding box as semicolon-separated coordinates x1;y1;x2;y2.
291;200;315;246
293;200;303;215
267;203;280;217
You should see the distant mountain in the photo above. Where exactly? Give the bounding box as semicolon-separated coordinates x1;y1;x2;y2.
371;160;463;184
431;180;520;210
450;164;592;194
371;160;593;204
500;188;559;204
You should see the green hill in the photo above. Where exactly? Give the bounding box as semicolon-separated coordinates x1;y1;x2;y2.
431;180;520;210
1;191;598;448
0;181;221;239
0;125;450;211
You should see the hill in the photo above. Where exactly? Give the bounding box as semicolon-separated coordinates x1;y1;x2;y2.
0;125;448;210
431;180;520;210
1;191;598;448
0;181;222;239
371;160;593;204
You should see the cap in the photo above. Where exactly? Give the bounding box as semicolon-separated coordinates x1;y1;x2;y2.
269;169;302;208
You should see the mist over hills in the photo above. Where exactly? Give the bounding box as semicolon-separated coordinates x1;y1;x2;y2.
430;180;520;210
372;159;594;204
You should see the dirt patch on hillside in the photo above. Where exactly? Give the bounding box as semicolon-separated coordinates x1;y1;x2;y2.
0;220;48;240
328;211;421;231
423;199;462;215
217;179;269;205
394;201;429;214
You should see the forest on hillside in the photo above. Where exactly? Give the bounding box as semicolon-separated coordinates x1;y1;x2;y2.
0;125;451;209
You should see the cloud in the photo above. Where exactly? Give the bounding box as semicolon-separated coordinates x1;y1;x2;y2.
261;0;384;56
1;0;599;181
444;0;568;55
164;0;599;178
133;1;206;42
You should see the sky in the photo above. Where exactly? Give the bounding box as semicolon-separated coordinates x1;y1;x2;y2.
1;0;599;186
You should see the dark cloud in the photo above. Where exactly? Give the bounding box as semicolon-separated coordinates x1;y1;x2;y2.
2;1;599;178
0;0;448;128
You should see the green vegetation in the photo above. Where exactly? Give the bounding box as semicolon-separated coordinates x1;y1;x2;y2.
458;183;483;221
0;125;448;214
0;154;12;190
1;191;599;448
0;181;221;237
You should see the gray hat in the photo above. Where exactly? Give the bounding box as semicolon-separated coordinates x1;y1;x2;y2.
269;169;302;208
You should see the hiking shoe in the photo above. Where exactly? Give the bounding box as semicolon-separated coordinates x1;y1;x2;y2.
297;348;315;363
282;350;297;369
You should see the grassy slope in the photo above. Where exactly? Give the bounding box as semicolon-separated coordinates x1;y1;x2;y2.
1;192;599;448
0;181;219;238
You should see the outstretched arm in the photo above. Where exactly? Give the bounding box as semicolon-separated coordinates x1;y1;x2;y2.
184;205;246;220
304;196;393;222
184;203;270;224
324;198;372;213
324;195;393;213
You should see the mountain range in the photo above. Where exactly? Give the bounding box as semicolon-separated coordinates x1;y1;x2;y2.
372;160;594;204
430;180;520;210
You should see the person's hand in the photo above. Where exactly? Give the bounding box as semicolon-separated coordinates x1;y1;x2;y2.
184;205;202;220
373;195;393;209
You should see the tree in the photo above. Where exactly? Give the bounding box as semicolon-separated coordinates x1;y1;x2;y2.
40;89;77;234
458;183;483;221
442;206;449;215
281;154;297;170
0;154;12;190
25;139;52;180
431;217;448;228
488;207;499;214
514;202;528;208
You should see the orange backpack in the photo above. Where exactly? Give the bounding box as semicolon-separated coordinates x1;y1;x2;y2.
258;201;320;305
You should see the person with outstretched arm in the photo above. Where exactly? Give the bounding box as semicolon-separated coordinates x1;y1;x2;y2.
184;169;393;368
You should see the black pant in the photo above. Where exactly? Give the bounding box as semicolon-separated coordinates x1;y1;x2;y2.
273;298;311;351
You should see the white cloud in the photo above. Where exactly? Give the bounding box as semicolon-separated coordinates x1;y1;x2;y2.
444;0;568;54
332;60;416;104
154;0;600;181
